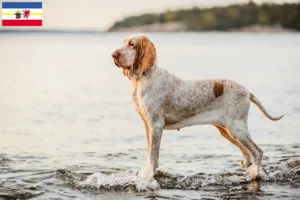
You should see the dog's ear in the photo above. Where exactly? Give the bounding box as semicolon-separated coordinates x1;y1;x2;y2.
134;36;156;77
122;68;131;80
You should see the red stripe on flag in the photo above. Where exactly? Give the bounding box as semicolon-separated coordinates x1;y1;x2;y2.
2;20;42;26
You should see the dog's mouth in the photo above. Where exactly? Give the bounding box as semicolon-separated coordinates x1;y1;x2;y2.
113;58;132;70
113;58;121;68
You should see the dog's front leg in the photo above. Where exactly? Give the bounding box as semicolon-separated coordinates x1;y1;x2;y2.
147;114;164;176
137;111;150;155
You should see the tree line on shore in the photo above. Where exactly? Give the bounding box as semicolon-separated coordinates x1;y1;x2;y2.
108;1;300;31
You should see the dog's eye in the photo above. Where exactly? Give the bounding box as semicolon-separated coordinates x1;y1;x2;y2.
129;41;134;47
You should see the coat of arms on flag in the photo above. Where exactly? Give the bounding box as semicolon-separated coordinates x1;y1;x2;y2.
2;2;42;26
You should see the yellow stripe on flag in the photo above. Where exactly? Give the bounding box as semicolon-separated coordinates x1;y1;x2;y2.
2;12;42;16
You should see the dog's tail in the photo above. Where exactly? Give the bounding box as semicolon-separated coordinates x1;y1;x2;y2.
250;93;284;121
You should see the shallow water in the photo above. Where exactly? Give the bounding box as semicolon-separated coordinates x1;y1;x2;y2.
0;32;300;199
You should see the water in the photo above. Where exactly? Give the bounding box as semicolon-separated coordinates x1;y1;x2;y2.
0;32;300;199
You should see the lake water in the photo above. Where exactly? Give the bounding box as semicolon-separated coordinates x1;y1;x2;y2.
0;32;300;199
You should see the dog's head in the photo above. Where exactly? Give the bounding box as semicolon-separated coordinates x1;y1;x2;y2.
111;34;156;79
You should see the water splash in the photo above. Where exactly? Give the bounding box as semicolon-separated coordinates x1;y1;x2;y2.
262;156;300;182
55;165;160;192
56;157;300;191
78;172;159;191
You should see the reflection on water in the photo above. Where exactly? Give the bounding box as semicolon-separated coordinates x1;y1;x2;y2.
246;181;260;192
0;32;300;199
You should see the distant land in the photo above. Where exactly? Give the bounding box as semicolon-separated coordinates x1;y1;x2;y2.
108;1;300;32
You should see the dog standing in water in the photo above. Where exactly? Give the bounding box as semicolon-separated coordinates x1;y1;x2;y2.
111;34;284;180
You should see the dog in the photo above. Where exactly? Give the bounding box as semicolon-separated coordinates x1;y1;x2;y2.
111;33;284;180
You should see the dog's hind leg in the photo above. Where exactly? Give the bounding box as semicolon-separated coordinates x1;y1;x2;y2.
215;125;252;168
228;121;263;180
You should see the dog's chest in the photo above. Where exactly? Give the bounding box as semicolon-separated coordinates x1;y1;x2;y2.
131;85;145;115
131;90;140;110
131;80;159;116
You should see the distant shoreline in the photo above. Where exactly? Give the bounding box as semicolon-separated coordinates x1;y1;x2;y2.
108;2;300;33
109;23;297;33
0;25;298;34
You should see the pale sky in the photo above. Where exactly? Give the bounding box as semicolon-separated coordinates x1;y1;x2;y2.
1;0;299;30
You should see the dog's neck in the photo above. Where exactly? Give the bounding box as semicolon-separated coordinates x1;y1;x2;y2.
127;60;158;82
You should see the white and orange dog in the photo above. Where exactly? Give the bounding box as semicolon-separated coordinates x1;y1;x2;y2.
111;34;283;180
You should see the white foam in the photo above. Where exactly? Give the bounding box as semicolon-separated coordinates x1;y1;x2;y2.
77;172;159;191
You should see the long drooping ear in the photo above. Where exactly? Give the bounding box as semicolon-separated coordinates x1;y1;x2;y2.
133;36;156;77
122;68;131;80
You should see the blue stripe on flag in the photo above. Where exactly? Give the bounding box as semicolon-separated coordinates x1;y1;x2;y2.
2;2;42;9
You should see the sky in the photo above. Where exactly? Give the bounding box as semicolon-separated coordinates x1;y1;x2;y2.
1;0;299;30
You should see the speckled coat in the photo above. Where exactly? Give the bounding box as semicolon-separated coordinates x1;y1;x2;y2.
111;34;284;180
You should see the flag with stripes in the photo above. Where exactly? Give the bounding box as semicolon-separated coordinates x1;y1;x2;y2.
2;2;42;26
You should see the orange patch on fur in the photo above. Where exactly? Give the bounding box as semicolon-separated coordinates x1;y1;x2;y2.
214;82;224;98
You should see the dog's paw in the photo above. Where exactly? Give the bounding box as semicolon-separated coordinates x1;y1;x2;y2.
246;164;260;181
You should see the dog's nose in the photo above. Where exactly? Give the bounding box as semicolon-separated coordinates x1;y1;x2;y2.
111;50;120;59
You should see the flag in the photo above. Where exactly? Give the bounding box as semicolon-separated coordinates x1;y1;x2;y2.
2;2;42;26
